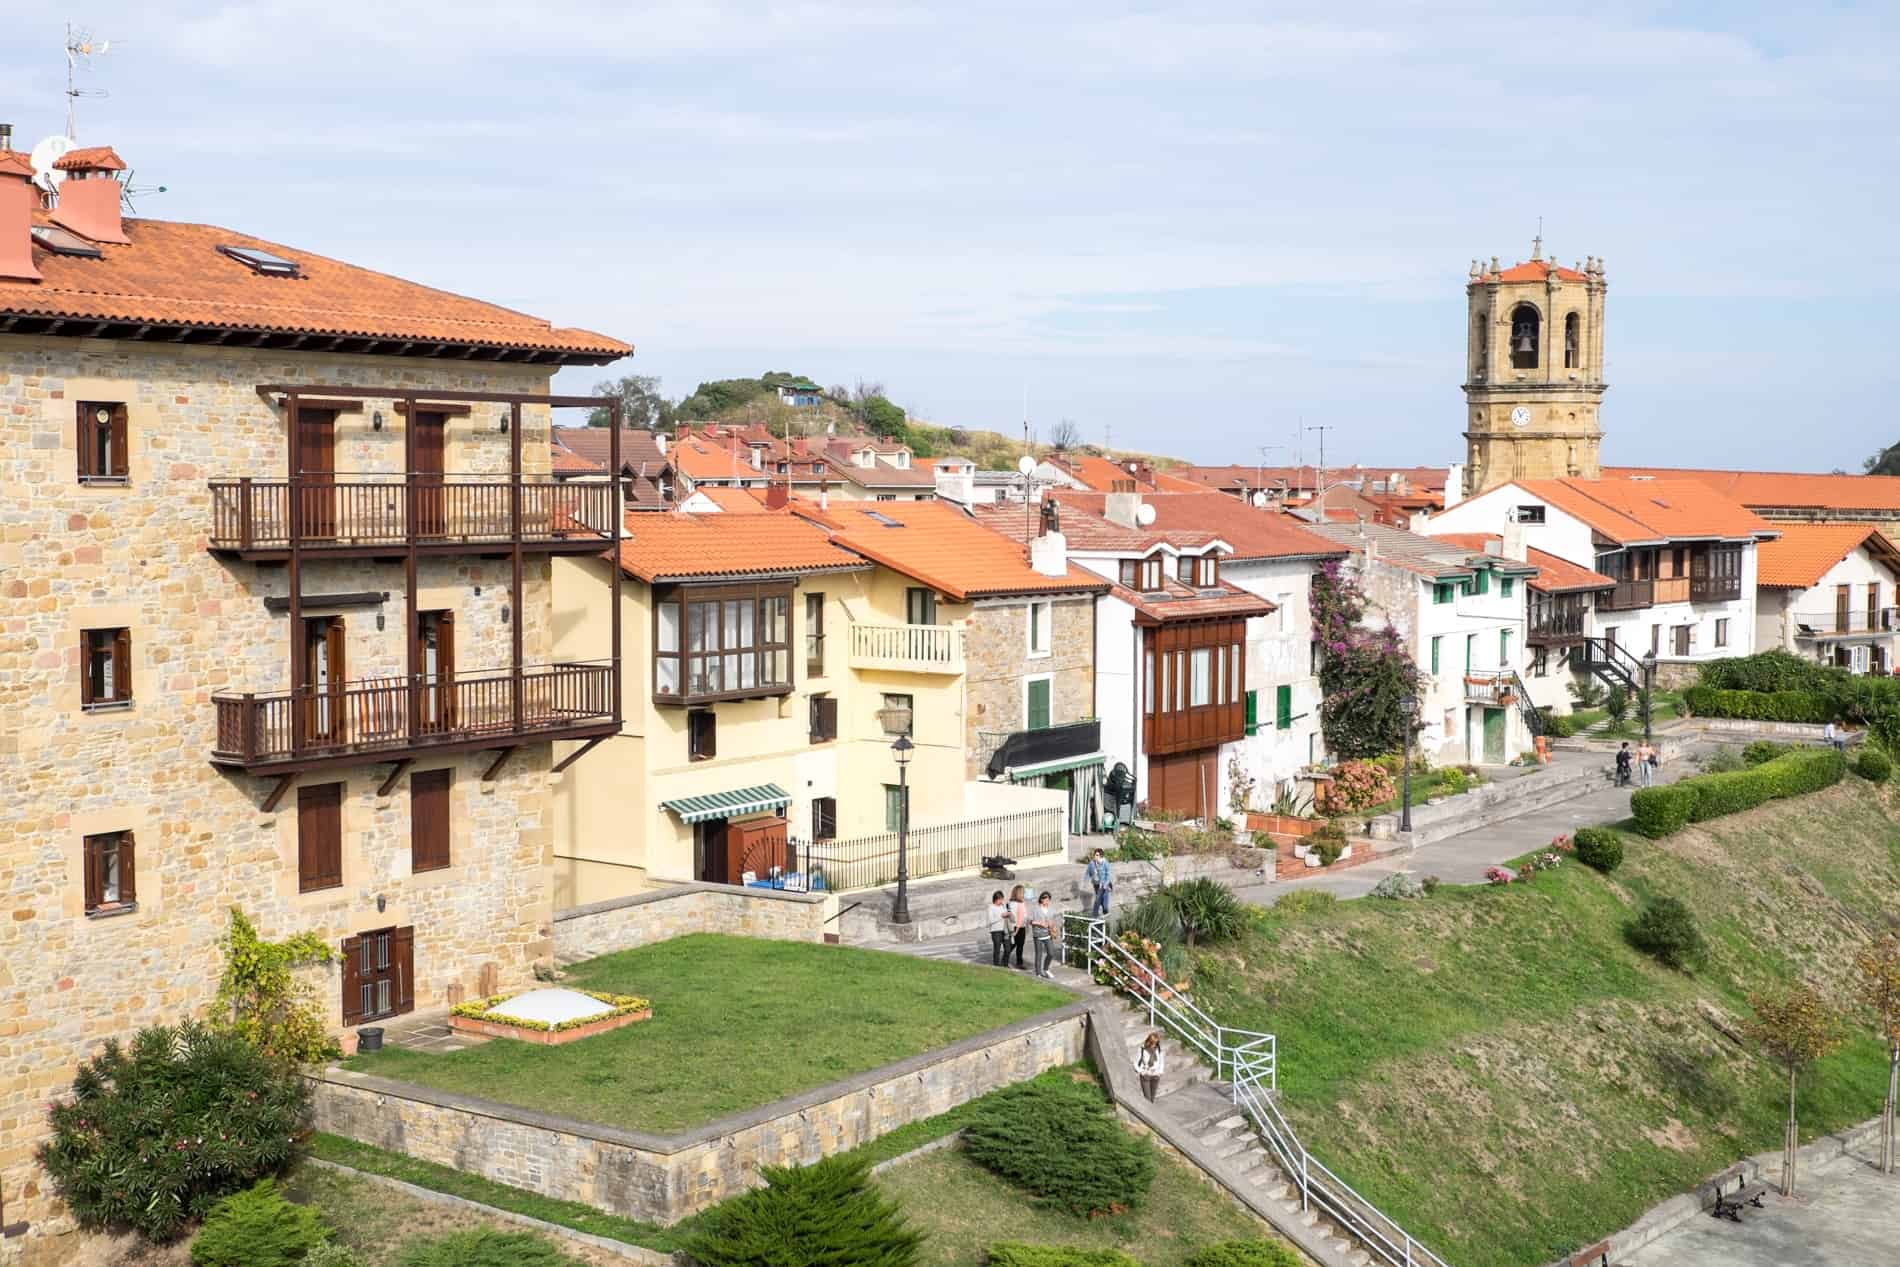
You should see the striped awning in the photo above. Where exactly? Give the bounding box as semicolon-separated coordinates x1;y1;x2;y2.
1006;752;1106;781
660;783;791;824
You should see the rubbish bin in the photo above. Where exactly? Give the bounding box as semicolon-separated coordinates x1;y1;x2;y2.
357;1026;384;1053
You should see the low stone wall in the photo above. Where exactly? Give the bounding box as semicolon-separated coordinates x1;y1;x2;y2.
1696;717;1862;743
553;882;832;962
311;1003;1088;1225
1361;759;1600;847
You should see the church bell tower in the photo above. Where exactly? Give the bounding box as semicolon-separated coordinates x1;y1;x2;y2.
1462;239;1607;493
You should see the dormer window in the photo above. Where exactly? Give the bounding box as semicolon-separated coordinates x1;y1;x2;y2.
1176;554;1218;587
1119;557;1164;592
894;451;910;469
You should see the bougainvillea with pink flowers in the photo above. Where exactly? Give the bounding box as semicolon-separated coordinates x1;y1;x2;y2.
1311;560;1423;759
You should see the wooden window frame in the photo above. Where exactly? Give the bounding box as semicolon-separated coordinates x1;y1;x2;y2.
410;768;452;873
82;830;136;915
297;782;344;893
653;582;794;706
805;592;826;677
1714;617;1729;648
76;401;129;484
80;626;132;710
906;587;938;626
1027;600;1053;657
811;795;837;842
687;709;717;762
1139;619;1248;756
809;693;838;744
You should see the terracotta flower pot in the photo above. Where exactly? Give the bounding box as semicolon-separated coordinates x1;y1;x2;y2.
336;1031;358;1058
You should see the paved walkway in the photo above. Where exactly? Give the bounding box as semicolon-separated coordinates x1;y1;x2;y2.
1623;1148;1899;1267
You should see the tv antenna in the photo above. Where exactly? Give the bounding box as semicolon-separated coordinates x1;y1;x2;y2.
120;168;168;213
65;24;114;139
1306;423;1333;508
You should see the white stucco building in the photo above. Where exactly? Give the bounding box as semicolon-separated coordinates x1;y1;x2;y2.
1753;524;1900;675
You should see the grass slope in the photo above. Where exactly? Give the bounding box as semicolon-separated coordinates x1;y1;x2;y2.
345;934;1069;1132
1191;779;1899;1267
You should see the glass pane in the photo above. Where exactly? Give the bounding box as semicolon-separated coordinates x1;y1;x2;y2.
377;934;390;970
361;984;374;1016
100;845;120;902
657;657;680;694
1160;654;1170;714
726;652;747;688
658;601;680;653
769;650;787;683
1190;649;1211;707
688;602;708;654
1143;650;1153;713
1231;646;1241;703
377;979;390;1014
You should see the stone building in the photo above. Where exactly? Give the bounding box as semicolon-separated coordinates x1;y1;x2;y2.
1463;240;1608;494
0;139;627;1260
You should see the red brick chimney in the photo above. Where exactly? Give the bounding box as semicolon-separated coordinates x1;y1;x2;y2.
0;125;39;282
50;146;128;245
765;479;790;511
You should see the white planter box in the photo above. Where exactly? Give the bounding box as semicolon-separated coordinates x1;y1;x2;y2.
1303;854;1320;868
1293;843;1310;859
1338;844;1353;861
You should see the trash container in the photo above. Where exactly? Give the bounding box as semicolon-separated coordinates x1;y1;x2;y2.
357;1026;384;1053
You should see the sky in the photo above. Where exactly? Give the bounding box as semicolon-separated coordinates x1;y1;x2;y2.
5;2;1896;470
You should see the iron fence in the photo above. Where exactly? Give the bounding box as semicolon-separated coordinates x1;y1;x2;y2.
794;806;1064;893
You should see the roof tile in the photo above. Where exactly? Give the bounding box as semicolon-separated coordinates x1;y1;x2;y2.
1754;523;1900;588
820;501;1107;601
613;510;865;582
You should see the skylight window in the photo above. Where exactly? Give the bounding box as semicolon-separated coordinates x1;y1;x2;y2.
217;244;300;277
30;225;102;258
864;511;903;527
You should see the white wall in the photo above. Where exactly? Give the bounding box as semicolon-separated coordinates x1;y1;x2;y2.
1224;557;1324;799
1759;546;1899;672
1091;588;1141;792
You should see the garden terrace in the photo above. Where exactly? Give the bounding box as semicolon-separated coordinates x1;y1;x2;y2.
343;934;1069;1131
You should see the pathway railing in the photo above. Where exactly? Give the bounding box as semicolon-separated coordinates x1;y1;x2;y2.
1068;915;1451;1267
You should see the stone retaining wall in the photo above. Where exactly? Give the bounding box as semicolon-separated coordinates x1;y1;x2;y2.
1361;759;1600;846
311;1003;1088;1224
553;882;832;962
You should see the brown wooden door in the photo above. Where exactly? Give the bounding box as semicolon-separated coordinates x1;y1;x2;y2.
303;617;346;745
296;408;337;539
414;410;447;537
697;819;729;884
297;782;343;892
417;610;455;734
1837;584;1852;633
343;925;415;1024
1149;749;1216;819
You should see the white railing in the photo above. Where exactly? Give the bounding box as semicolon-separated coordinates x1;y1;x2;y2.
849;622;964;674
1069;915;1452;1267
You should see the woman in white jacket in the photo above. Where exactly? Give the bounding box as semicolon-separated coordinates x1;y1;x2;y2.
1135;1031;1164;1102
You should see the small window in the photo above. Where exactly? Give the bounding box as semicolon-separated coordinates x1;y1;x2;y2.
83;831;136;914
906;587;938;626
1514;504;1546;525
30;225;103;258
812;796;837;841
1275;684;1293;730
1026;677;1052;730
1501;577;1515;599
77;401;128;483
217;243;300;276
1433;583;1454;605
410;768;451;873
297;783;344;893
1499;628;1511;664
1715;617;1729;648
1189;649;1212;707
80;626;132;709
688;710;717;761
1674;624;1692;656
805;592;826;676
880;692;914;735
884;784;909;833
1530;646;1549;677
1244;689;1258;735
1139;558;1163;592
809;694;838;744
1028;601;1052;655
1430;635;1442;675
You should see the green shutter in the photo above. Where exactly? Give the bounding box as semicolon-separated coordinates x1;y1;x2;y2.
1026;678;1051;730
1430;636;1441;674
1275;685;1292;730
1244;689;1258;735
1501;576;1514;598
1500;629;1511;663
1475;569;1489;595
1434;583;1453;604
884;785;906;833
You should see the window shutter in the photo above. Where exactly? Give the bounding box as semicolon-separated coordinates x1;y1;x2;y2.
112;628;131;702
340;936;366;1026
1276;684;1293;730
119;833;136;903
78;631;94;708
392;926;415;1016
109;405;129;478
76;402;95;477
1243;690;1257;735
83;836;101;910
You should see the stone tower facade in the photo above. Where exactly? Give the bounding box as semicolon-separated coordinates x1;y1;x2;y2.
1462;241;1607;493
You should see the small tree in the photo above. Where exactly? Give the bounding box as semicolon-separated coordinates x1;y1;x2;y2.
1048;418;1083;451
1854;931;1900;1174
1743;985;1846;1196
1311;561;1421;759
587;373;674;432
213;909;337;1067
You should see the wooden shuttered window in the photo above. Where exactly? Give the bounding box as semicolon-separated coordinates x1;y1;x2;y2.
297;783;343;892
77;402;129;482
812;796;837;841
340;925;415;1026
809;694;838;744
80;627;132;709
410;768;451;872
82;831;135;913
340;935;366;1026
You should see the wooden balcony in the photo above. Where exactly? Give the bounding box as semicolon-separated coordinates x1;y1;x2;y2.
1689;576;1742;603
1465;670;1521;706
1794;607;1900;638
211;662;618;773
849;622;965;675
207;476;617;559
1527;602;1587;644
1600;578;1652;611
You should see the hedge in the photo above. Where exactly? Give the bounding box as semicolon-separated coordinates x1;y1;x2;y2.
1694;651;1900;723
1682;686;1836;724
988;1248;1142;1267
1629;747;1845;838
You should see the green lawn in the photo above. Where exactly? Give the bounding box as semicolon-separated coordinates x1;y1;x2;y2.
1189;779;1899;1267
345;934;1070;1132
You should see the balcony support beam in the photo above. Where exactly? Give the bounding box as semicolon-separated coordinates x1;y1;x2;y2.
260;774;295;815
482;745;518;783
376;759;413;798
550;736;607;776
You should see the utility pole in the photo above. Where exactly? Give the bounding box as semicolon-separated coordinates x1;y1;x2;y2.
1307;423;1333;515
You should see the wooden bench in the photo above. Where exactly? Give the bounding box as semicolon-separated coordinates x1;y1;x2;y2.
1563;1239;1613;1267
1700;1163;1770;1223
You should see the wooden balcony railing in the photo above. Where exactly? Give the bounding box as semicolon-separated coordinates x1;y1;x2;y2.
1526;604;1587;643
1600;579;1652;611
849;622;965;675
211;661;617;771
1689;576;1741;603
207;476;617;555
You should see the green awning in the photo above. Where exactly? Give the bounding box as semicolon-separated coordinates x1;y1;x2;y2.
660;783;791;824
1006;752;1106;782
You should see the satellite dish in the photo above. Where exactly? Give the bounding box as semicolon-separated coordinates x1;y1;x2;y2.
1251;491;1268;508
1017;455;1036;475
29;135;75;192
1135;504;1157;527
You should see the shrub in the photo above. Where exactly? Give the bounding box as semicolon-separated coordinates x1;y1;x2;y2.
1627;897;1708;971
1605;685;1631;725
1702;746;1745;774
1855;747;1892;782
1119;891;1181;948
1310;821;1346;866
1542;710;1579;739
1159;876;1246;946
190;1180;325;1267
963;1078;1156;1217
398;1230;583;1267
306;1246;365;1267
38;1022;310;1241
1108;829;1166;862
1484;865;1515;885
1183;1241;1306;1267
1438;767;1470;796
987;1247;1141;1267
1682;685;1835;724
1568;678;1607;709
1273;890;1337;918
1420;875;1442;896
213;909;337;1067
679;1155;917;1267
1329;760;1396;812
1743;740;1789;766
1573;827;1625;873
1629;784;1695;838
1629;748;1844;837
1368;872;1424;900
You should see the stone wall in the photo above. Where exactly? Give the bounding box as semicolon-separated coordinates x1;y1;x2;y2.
963;596;1095;778
553;884;832;962
0;336;569;1260
311;1004;1088;1224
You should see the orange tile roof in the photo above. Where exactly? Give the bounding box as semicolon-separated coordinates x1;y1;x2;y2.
54;146;126;172
671;435;764;482
969;500;1204;553
1602;466;1900;515
1512;477;1773;545
692;487;770;514
549;443;600;475
552;427;669;475
1754;524;1900;589
1;215;628;363
1430;533;1614;592
1113;576;1275;625
1049;491;1346;562
613;510;866;583
822;501;1108;601
0;149;33;179
1490;259;1588;283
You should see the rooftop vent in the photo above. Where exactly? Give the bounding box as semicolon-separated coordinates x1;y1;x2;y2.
217;244;299;276
30;224;103;258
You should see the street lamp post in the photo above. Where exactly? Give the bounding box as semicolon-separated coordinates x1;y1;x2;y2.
1641;650;1658;745
1398;692;1418;835
891;733;915;924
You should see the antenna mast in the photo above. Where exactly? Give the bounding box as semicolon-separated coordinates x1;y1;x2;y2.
64;25;114;140
1306;423;1332;513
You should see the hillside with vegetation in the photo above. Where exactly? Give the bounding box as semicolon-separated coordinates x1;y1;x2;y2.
1190;774;1899;1267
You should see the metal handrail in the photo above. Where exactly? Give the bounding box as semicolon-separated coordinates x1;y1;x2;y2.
1071;915;1450;1267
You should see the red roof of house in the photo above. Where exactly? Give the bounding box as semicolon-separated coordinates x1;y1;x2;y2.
671;435;765;482
612;510;865;583
550;427;669;475
1048;491;1345;562
1602;466;1900;515
0;149;34;179
1490;259;1588;284
0;214;628;363
819;501;1108;601
1512;477;1774;545
1754;524;1900;589
691;487;771;514
53;146;126;172
1430;533;1614;592
549;443;600;475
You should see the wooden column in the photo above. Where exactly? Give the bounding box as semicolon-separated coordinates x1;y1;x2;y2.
286;392;304;755
609;401;623;730
510;400;524;735
405;392;421;740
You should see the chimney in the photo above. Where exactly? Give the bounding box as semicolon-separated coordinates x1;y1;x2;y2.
653;431;667;456
0;126;39;282
49;145;129;245
765;479;789;511
1104;488;1142;530
1501;520;1528;563
1030;526;1068;578
1443;462;1465;509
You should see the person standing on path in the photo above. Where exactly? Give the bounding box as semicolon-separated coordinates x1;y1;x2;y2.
1135;1031;1164;1103
1615;742;1632;788
1007;884;1029;969
986;890;1009;966
1085;848;1114;917
1031;892;1056;978
1636;741;1655;788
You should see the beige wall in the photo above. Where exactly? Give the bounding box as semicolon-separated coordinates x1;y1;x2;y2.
1462;265;1607;492
0;334;574;1255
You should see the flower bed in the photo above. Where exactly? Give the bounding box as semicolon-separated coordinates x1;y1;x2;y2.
448;988;652;1046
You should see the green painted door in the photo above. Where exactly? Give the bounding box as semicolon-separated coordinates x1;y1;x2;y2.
1027;678;1052;730
1483;707;1507;764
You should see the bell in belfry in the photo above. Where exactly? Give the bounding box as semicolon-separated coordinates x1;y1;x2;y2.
1514;326;1535;354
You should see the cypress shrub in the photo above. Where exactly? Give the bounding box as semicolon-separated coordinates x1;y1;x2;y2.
1630;784;1695;838
1184;1242;1306;1267
1626;897;1708;971
987;1248;1141;1267
680;1155;919;1267
189;1181;325;1267
1573;827;1625;873
963;1079;1157;1217
1855;747;1893;782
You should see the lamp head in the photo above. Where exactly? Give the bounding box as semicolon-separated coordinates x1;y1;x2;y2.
891;733;915;766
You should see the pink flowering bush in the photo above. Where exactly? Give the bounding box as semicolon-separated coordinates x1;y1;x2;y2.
1484;865;1515;885
1329;760;1397;813
1312;562;1423;758
1549;834;1574;854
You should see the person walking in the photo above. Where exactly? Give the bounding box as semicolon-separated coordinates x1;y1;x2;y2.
1085;847;1114;917
1825;721;1846;754
986;890;1009;966
1031;892;1056;978
1135;1031;1164;1103
1007;884;1029;970
1636;741;1656;787
1614;742;1632;788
